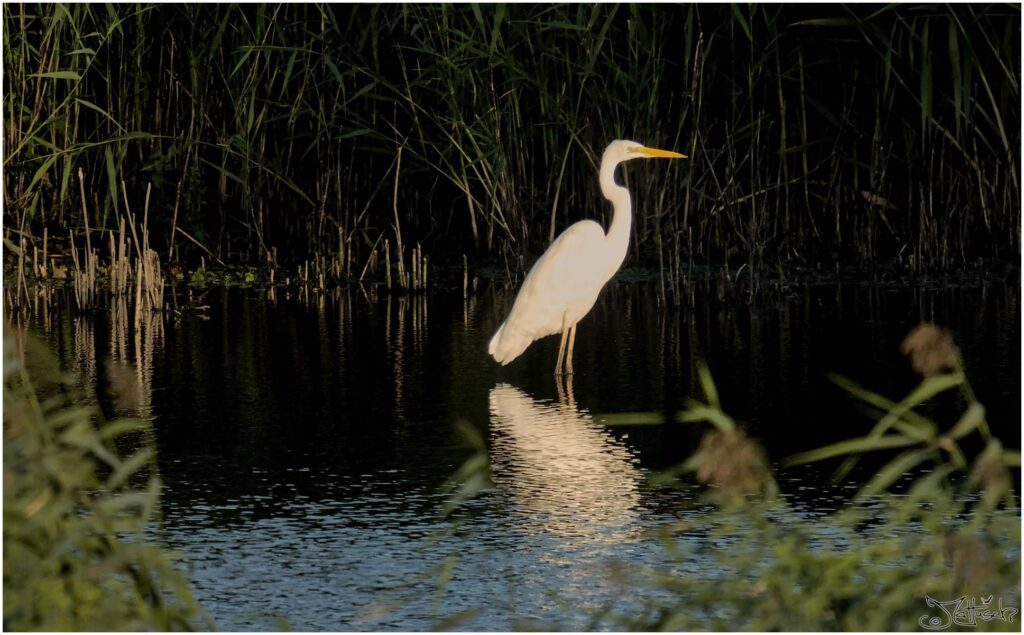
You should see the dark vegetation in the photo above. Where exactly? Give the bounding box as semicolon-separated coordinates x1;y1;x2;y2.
4;3;1020;296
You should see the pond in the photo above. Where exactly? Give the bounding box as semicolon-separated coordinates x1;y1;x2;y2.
17;274;1021;630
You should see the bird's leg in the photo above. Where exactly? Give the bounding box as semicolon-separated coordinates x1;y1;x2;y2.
565;323;577;375
555;372;576;410
554;322;569;376
564;373;576;409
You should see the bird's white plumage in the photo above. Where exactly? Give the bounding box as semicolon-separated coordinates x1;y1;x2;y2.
488;220;611;363
488;139;685;373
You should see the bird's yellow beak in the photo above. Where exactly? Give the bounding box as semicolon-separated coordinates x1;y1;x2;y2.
636;146;687;159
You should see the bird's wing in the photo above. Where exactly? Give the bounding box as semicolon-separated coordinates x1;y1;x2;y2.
523;220;610;294
489;221;609;363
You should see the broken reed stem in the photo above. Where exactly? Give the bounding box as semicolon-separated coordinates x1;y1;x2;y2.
392;143;405;286
411;244;418;291
144;247;164;311
108;216;131;295
335;227;345;280
418;244;428;291
17;228;31;306
40;227;48;278
399;243;427;292
143;183;164;312
78;169;92;255
384;238;392;291
357;232;384;284
69;228;97;311
69;230;81;304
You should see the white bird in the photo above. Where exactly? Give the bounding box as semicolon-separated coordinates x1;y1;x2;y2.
488;139;686;375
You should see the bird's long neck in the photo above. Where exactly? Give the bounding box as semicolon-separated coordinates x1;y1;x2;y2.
599;158;632;270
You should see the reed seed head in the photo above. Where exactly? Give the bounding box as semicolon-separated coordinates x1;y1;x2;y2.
900;323;960;377
968;441;1011;499
693;428;773;498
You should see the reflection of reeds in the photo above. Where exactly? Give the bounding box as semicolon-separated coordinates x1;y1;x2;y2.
67;291;164;420
384;291;429;415
131;305;162;419
71;313;97;389
13;236;29;307
110;296;129;361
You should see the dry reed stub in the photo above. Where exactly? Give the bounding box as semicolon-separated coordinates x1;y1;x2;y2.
108;216;131;295
141;248;164;312
31;227;49;280
389;242;428;292
385;238;393;291
69;229;98;312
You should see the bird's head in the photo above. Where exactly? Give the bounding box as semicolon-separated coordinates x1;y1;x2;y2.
604;139;687;164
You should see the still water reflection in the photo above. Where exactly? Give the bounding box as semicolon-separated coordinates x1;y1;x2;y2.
12;276;1021;630
489;382;643;542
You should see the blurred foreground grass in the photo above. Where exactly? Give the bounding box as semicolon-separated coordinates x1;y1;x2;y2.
3;328;205;630
491;323;1021;630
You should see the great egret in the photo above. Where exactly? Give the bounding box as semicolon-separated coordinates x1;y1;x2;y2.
488;139;686;375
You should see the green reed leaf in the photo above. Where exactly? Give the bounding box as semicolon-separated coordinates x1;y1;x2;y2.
860;448;934;497
29;70;81;80
783;434;919;467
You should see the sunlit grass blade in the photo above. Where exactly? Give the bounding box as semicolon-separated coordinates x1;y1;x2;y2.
945;402;986;441
827;373;938;436
858;448;934;498
1002;450;1021;467
596;412;666;426
782;433;920;467
678;403;736;433
696;361;721;409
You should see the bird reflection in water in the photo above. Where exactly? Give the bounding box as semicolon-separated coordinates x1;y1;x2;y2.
487;380;643;545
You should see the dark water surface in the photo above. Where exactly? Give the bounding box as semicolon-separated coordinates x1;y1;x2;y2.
21;277;1021;630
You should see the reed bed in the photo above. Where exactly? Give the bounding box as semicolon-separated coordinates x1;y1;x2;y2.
4;4;1019;301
